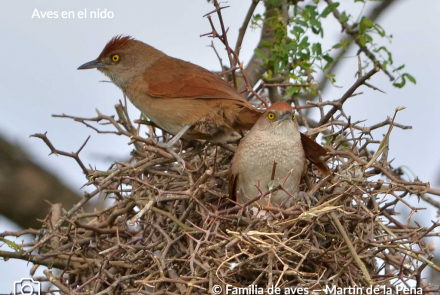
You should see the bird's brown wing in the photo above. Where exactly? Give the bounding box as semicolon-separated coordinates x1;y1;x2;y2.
228;169;239;201
144;56;246;102
144;56;263;130
233;108;264;130
300;133;331;177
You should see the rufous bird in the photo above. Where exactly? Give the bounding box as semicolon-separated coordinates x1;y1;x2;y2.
78;35;261;146
229;102;330;207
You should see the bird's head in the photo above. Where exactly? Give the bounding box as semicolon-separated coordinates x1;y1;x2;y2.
254;102;300;136
77;35;160;89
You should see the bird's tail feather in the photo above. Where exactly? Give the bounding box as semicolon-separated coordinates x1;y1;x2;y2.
300;133;331;177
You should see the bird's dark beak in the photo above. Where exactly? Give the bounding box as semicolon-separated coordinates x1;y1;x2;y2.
77;59;105;70
276;111;293;122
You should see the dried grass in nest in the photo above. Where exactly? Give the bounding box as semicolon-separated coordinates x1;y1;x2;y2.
1;99;440;295
3;1;440;294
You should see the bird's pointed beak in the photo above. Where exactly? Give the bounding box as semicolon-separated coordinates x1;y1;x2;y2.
77;59;105;70
276;111;293;122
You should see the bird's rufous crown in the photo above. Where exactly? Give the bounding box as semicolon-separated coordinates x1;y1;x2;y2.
98;35;135;59
267;102;294;112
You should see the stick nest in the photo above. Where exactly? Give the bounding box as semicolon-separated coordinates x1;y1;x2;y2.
2;100;439;295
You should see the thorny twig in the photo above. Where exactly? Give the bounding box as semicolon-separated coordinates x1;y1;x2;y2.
3;3;439;294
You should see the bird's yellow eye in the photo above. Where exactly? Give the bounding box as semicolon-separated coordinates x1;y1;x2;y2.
292;113;296;120
268;112;275;120
112;55;120;62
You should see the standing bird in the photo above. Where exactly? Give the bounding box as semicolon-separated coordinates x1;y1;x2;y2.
229;102;330;207
78;35;261;146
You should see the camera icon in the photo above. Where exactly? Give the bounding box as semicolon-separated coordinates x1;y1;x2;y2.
13;278;40;295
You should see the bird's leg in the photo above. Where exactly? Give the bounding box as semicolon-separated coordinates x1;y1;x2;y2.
163;124;191;149
297;191;318;207
155;125;191;173
266;193;272;207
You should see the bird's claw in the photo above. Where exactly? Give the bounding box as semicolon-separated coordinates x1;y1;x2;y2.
156;142;187;173
297;191;318;207
161;137;179;150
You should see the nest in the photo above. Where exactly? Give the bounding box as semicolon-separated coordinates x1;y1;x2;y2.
2;93;439;295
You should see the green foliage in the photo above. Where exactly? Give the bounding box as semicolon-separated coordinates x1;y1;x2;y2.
324;134;349;147
393;73;417;88
252;0;415;97
0;237;21;252
268;0;282;7
320;2;339;18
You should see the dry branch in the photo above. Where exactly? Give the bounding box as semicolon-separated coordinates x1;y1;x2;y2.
1;2;439;294
3;78;440;292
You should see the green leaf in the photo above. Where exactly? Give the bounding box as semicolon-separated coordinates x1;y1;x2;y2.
325;73;336;83
364;34;373;43
286;86;300;96
360;17;374;34
286;42;298;53
393;75;406;88
311;26;320;35
295;20;309;28
298;47;311;60
291;26;305;38
362;18;373;28
374;46;393;65
393;64;405;72
393;81;404;88
338;12;349;23
299;36;310;49
334;39;350;50
0;238;21;252
260;40;273;48
274;61;280;74
323;54;333;63
312;42;322;55
403;73;416;84
358;35;366;47
299;61;313;69
279;61;286;72
374;24;386;37
288;73;298;80
254;48;266;60
321;2;339;18
323;54;334;70
310;18;321;28
268;0;282;7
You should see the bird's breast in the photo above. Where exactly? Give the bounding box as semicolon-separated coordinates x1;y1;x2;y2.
234;131;305;205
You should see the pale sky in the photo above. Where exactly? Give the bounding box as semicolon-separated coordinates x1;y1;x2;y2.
1;0;440;291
